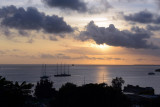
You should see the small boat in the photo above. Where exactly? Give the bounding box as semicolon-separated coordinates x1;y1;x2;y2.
148;72;155;75
40;64;49;79
54;64;71;77
54;74;71;77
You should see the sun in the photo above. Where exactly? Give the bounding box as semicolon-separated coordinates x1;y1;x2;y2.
90;43;110;50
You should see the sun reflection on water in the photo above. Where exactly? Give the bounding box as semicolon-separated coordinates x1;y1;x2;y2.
96;66;109;84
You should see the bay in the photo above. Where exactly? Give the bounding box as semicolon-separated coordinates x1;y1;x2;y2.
0;64;160;94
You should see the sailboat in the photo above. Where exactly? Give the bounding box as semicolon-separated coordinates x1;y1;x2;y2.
40;64;49;79
54;64;71;77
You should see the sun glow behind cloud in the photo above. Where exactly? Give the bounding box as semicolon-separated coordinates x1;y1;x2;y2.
89;43;110;50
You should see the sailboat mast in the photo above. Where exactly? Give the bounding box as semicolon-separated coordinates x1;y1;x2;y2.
64;64;65;74
41;64;44;76
68;65;69;75
61;63;62;74
57;63;58;75
44;64;46;76
84;76;85;85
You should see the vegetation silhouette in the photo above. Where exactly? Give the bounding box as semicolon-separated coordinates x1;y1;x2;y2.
0;76;160;107
112;77;125;91
0;76;33;107
50;82;130;107
34;78;57;99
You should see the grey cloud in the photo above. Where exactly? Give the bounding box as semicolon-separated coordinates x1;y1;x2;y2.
78;21;158;49
117;0;146;2
127;48;160;57
40;53;123;60
27;39;34;43
155;0;160;8
3;28;11;37
18;30;29;36
10;55;37;59
136;58;145;61
49;36;58;41
42;0;87;12
0;50;6;54
0;6;73;34
41;54;71;59
12;49;20;52
124;10;160;24
74;56;123;60
42;0;112;14
0;49;21;55
87;0;112;14
146;25;160;31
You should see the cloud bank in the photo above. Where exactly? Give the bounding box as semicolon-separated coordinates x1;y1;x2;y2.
78;21;158;49
0;5;73;34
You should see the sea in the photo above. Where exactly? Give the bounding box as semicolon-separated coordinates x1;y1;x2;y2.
0;64;160;94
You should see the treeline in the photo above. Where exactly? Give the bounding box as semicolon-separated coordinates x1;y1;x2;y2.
0;76;159;107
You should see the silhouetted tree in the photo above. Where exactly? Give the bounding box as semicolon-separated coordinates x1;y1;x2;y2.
34;78;56;99
0;76;33;107
51;82;130;107
112;77;125;91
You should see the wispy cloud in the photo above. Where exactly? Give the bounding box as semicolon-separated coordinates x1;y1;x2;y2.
40;53;124;60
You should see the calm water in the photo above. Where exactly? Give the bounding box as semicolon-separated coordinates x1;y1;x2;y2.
0;64;160;94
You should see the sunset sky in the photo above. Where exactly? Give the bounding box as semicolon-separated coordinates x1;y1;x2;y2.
0;0;160;65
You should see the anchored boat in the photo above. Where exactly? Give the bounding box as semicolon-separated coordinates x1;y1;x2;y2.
54;64;71;77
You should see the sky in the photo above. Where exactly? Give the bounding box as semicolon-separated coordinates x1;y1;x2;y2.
0;0;160;65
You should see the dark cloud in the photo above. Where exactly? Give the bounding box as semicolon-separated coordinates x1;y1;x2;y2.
2;7;44;30
42;15;73;33
0;5;18;18
42;0;112;14
124;10;160;24
78;21;158;49
124;10;154;23
146;25;160;31
42;0;87;12
0;5;73;34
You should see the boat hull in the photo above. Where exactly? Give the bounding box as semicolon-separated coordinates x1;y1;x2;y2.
54;74;71;77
